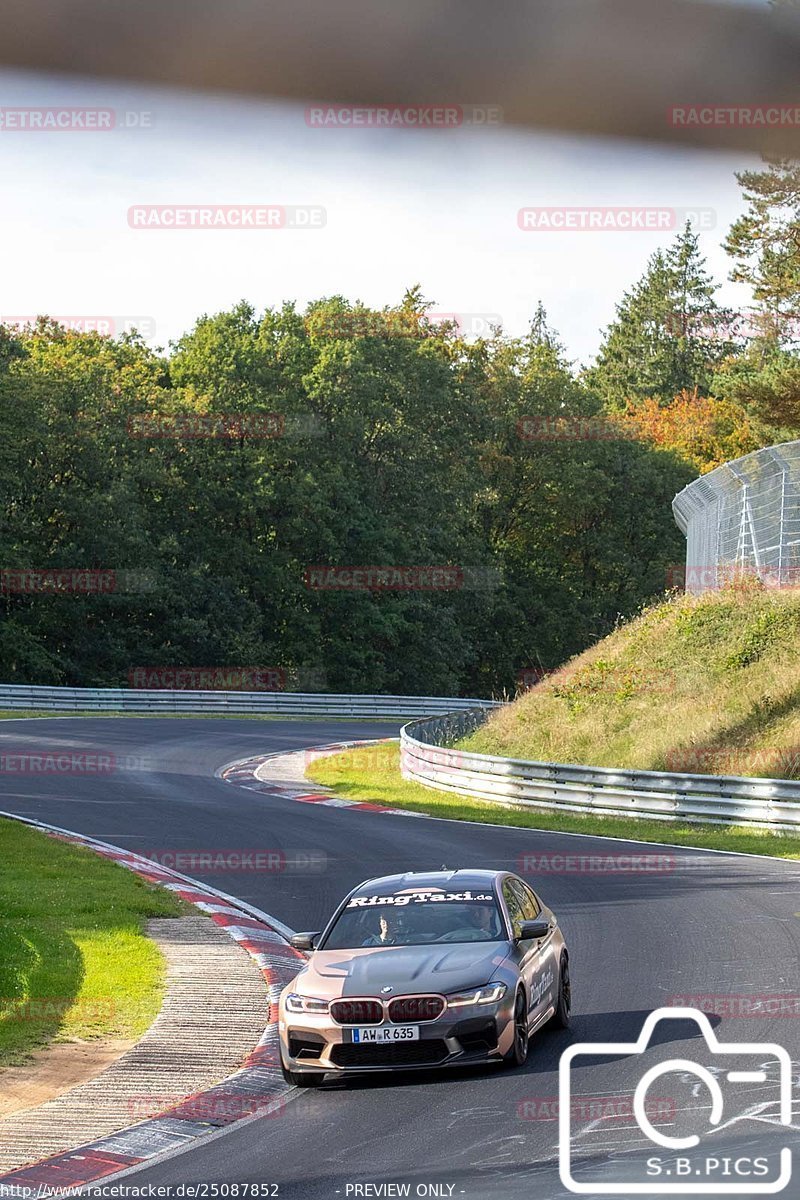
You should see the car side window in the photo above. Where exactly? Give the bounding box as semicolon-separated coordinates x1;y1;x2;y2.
502;879;525;938
507;878;538;927
518;881;541;920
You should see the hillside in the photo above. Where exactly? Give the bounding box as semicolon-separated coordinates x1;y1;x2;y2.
463;580;800;779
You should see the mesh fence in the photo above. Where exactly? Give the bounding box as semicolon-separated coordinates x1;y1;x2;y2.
672;441;800;594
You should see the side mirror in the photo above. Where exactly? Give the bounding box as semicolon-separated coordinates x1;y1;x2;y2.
517;918;550;941
290;931;320;951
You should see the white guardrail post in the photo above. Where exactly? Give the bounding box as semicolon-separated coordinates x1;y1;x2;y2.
400;710;800;832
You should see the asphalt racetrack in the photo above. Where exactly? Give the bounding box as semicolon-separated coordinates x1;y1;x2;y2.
1;717;799;1200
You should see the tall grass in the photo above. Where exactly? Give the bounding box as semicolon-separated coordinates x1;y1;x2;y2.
466;581;800;779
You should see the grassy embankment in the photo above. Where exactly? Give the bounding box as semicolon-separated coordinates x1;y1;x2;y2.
307;583;800;859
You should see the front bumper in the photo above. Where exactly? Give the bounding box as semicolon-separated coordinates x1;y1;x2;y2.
279;997;516;1075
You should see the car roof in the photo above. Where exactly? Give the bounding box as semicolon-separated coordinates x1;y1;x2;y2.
351;869;502;897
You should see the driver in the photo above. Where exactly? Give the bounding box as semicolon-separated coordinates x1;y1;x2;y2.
438;903;500;942
361;912;397;946
473;904;500;937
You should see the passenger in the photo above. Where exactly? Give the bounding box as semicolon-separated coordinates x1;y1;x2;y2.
361;912;395;946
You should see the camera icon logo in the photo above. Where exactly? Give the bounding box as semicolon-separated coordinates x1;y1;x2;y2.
559;1006;792;1194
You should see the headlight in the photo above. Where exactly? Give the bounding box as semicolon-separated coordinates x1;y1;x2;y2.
285;992;329;1014
446;982;507;1008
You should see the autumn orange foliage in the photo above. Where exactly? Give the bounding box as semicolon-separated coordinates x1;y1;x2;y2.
609;389;759;474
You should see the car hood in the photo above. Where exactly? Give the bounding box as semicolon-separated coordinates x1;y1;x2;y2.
294;942;512;998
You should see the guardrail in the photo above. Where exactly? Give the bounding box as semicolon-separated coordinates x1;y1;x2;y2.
0;683;500;720
400;709;800;831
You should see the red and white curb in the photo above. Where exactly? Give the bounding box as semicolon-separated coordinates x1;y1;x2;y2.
218;739;429;818
0;811;304;1191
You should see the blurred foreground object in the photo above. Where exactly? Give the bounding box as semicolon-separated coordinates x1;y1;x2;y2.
1;0;799;153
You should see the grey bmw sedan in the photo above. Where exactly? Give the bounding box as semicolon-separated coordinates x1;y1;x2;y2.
278;868;571;1085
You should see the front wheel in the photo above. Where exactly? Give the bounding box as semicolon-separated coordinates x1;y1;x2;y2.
503;988;530;1068
550;954;571;1029
281;1062;326;1087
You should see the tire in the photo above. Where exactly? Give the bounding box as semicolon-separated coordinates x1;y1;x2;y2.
503;987;530;1068
550;953;571;1029
281;1062;326;1087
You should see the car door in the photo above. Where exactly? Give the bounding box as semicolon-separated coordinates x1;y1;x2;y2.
508;877;558;1025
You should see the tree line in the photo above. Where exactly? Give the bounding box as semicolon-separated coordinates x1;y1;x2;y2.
2;153;799;696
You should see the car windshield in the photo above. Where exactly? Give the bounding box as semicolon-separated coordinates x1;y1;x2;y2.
320;892;506;949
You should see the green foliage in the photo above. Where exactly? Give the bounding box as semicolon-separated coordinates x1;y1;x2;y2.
724;157;800;344
587;224;735;409
713;342;800;440
0;298;701;694
550;657;653;712
723;607;800;670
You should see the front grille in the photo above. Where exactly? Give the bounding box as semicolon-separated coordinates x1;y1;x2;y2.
388;995;445;1023
330;999;383;1025
330;1040;450;1068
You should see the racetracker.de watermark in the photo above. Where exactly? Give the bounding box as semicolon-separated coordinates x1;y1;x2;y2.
303;744;390;773
517;415;621;441
0;568;154;593
666;563;800;590
517;664;677;696
669;105;800;128
666;994;800;1017
128;205;326;229
304;565;499;591
517;666;551;689
1;314;156;338
127;413;285;439
0;997;115;1021
128;667;287;691
306;311;502;339
0;752;149;774
518;853;677;875
400;745;466;772
305;104;502;128
664;310;800;342
127;412;323;439
137;848;327;873
0;107;153;131
126;1092;285;1122
517;206;716;231
518;1095;676;1122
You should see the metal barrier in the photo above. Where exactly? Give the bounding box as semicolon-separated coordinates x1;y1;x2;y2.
400;710;800;831
0;683;500;720
673;440;800;594
8;684;798;829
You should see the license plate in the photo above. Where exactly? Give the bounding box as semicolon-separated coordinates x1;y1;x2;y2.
352;1025;419;1043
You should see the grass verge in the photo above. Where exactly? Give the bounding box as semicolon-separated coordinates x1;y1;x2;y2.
0;817;188;1065
306;741;800;861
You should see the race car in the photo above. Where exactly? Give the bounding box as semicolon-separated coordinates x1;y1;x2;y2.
278;868;570;1085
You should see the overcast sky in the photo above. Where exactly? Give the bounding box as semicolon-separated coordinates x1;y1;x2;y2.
0;68;761;367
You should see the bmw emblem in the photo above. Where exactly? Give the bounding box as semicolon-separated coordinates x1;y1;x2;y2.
381;986;393;994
